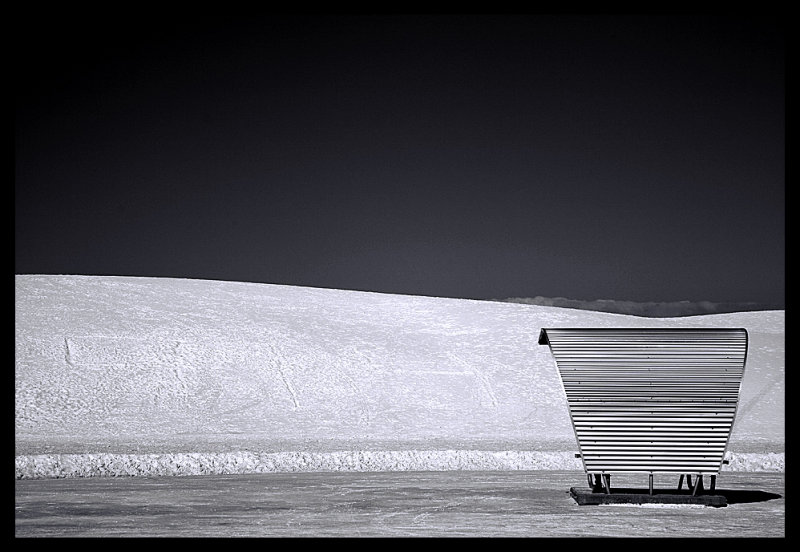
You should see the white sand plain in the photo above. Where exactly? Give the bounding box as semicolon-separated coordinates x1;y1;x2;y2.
15;275;784;478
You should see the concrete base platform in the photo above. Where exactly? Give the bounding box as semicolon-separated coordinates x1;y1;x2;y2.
570;487;728;507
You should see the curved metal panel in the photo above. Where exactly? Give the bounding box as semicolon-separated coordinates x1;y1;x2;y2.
539;328;747;475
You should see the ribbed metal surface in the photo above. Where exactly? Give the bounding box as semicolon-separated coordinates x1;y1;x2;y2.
539;328;747;475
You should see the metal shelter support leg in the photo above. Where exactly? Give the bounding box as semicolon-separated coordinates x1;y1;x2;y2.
601;474;611;494
649;474;654;495
590;474;603;492
710;475;716;493
677;474;684;490
691;475;703;496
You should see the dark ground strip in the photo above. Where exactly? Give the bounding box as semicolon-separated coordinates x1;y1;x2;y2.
15;470;784;537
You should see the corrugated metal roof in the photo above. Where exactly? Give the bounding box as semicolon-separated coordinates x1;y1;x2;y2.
539;328;747;475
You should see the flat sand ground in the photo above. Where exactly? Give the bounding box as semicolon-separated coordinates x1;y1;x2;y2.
15;470;785;538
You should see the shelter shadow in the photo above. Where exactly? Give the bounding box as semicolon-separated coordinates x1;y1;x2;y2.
717;489;782;505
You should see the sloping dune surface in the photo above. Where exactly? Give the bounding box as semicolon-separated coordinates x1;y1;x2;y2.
15;275;784;477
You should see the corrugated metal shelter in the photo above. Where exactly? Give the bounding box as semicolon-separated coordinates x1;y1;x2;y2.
539;328;748;495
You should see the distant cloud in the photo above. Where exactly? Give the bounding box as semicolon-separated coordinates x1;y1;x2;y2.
500;296;779;318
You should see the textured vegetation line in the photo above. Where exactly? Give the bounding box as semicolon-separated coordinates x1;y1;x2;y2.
14;450;784;479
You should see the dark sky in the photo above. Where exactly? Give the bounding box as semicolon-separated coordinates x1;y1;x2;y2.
14;14;785;308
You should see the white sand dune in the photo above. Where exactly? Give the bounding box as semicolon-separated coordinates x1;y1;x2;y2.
15;275;784;478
